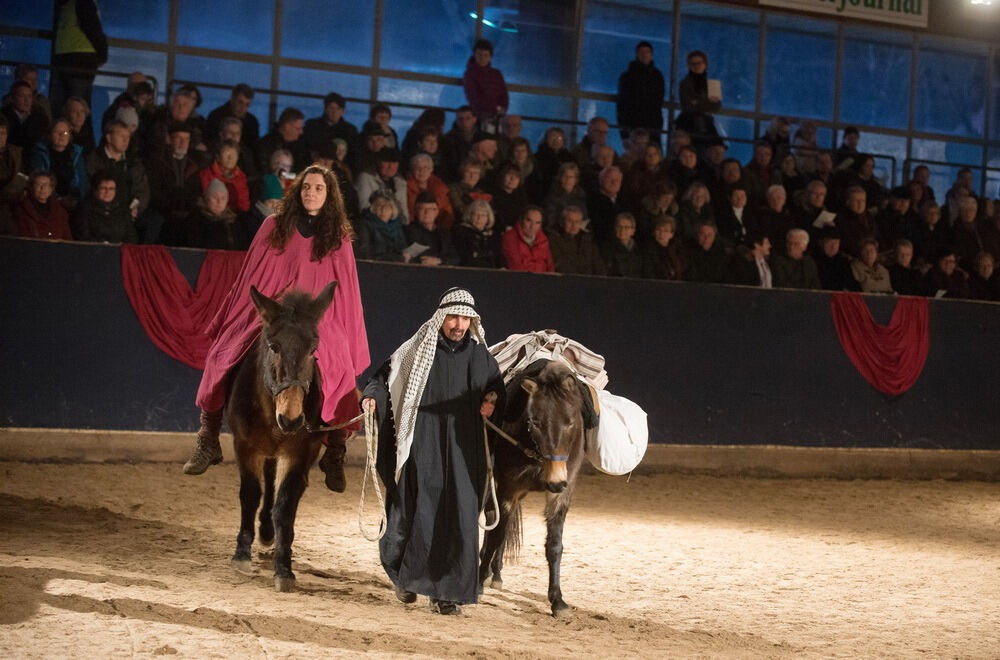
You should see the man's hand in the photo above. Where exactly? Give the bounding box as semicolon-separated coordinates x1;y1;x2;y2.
361;397;376;414
480;391;497;418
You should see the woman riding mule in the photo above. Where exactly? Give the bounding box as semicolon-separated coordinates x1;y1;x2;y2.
183;164;370;491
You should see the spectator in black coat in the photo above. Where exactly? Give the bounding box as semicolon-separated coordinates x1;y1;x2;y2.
641;216;685;281
488;162;528;235
716;185;752;249
727;232;773;288
924;247;969;299
304;92;360;175
205;83;261;151
888;239;927;296
813;226;861;292
405;191;459;266
145;121;202;245
143;85;206;162
186;178;249;250
256;107;310;175
528;127;574;204
72;172;136;243
602;212;643;278
675;50;720;148
952;196;987;271
452;199;501;268
587;165;626;246
2;81;48;149
910;202;951;269
616;41;666;144
548;205;606;276
685;222;728;284
968;252;1000;301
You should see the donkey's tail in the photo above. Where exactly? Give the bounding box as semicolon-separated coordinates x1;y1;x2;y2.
502;498;523;564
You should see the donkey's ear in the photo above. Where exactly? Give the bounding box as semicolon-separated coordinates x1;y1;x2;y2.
308;280;338;321
561;375;577;392
249;285;282;324
521;378;538;395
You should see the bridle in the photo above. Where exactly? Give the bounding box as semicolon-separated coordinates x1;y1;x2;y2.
261;349;313;398
484;414;568;463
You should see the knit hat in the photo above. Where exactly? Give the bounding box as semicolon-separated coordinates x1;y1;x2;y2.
205;178;229;199
115;106;139;130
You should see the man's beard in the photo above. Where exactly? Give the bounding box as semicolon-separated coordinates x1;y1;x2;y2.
444;328;467;341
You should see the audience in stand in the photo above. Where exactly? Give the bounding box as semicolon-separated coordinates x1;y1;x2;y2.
3;52;998;306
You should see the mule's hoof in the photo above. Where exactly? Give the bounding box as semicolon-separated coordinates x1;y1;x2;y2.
489;578;503;590
274;576;296;592
257;536;274;549
551;601;572;618
231;559;254;574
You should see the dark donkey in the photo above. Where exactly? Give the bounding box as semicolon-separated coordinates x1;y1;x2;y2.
479;360;593;617
227;281;336;592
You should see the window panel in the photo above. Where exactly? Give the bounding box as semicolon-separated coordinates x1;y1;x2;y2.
281;0;375;66
986;147;1000;200
484;0;577;88
911;139;984;197
380;0;476;77
839;28;911;130
580;1;672;94
762;15;836;121
712;115;755;165
177;0;275;56
3;0;50;29
507;91;573;146
174;55;271;127
915;38;987;138
679;3;759;112
101;0;170;42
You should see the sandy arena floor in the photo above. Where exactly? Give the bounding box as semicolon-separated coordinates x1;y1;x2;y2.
0;461;998;658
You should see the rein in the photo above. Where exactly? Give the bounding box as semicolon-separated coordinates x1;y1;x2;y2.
482;417;568;463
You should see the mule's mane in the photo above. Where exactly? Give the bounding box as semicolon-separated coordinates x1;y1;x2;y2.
276;290;318;321
531;363;582;405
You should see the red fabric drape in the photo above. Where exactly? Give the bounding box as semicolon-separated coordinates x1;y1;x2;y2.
121;245;245;369
830;292;930;396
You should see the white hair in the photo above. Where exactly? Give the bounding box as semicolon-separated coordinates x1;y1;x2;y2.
409;152;433;170
786;228;809;246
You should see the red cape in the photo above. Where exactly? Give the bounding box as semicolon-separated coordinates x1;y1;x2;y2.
195;215;370;422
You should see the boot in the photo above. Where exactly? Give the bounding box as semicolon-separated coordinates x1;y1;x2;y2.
182;409;224;475
430;599;462;615
318;430;348;492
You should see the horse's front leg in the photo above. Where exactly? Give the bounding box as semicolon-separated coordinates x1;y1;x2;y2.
545;492;572;617
232;458;262;573
271;454;308;592
258;458;276;549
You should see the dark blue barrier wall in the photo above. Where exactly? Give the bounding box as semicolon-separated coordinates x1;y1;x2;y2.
2;237;998;449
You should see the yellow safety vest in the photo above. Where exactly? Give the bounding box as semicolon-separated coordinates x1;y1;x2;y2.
54;1;97;56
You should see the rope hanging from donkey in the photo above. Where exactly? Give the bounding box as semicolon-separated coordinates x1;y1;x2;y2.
478;392;501;532
357;406;387;541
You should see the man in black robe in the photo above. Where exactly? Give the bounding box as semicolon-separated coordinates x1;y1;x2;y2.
362;288;505;615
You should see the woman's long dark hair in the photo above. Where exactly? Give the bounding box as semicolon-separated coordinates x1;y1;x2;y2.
269;164;351;261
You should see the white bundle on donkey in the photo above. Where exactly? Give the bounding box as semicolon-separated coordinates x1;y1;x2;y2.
490;330;647;476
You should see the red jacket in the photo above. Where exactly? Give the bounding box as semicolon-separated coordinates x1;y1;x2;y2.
14;197;73;240
200;162;250;213
501;225;554;273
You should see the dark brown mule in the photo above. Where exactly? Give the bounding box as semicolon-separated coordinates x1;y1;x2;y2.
479;360;593;617
227;282;336;592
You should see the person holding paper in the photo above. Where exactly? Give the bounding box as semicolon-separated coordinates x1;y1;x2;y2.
616;41;666;145
676;50;721;149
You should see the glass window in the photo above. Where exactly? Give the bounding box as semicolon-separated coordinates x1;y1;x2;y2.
280;67;372;128
377;78;467;142
986;148;1000;200
762;14;836;121
713;116;755;165
174;55;271;126
915;37;987;138
839;28;911;130
911;139;984;197
176;0;275;56
380;0;476;77
3;0;50;29
679;3;759;112
843;131;907;189
281;0;375;66
482;1;577;88
507;91;573;147
992;50;1000;141
580;1;672;94
101;0;170;42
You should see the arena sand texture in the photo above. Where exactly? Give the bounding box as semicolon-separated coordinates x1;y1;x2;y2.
0;462;998;658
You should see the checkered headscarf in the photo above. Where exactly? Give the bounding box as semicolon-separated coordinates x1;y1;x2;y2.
387;288;486;481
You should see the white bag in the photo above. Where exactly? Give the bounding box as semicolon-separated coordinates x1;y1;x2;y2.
586;389;648;476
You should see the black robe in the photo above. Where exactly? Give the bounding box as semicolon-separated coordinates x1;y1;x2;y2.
365;333;505;604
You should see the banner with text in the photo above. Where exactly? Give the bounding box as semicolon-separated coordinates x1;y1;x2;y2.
760;0;928;28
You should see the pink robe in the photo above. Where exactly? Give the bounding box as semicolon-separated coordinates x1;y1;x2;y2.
196;215;370;423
